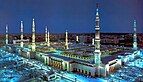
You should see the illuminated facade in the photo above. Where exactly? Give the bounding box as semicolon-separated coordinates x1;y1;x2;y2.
5;4;128;78
2;1;143;81
12;4;121;77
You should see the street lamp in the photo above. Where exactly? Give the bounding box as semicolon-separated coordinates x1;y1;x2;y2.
75;75;77;82
10;70;13;78
4;66;6;74
60;71;64;79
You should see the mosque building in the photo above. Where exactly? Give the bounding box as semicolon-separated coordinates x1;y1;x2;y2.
4;3;141;77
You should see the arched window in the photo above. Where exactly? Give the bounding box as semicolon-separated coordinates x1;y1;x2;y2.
82;70;84;73
85;71;87;74
89;72;91;76
78;69;80;73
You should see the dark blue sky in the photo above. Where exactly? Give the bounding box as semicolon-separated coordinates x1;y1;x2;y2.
0;0;142;34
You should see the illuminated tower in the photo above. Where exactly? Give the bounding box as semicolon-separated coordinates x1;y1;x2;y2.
133;20;137;50
20;21;24;48
65;30;69;49
45;26;50;47
31;19;36;52
76;35;79;42
5;25;8;45
94;3;101;66
92;38;95;45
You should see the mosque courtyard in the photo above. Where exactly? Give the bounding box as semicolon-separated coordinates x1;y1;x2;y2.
0;45;143;82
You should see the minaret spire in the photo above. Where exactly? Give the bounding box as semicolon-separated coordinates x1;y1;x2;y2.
20;21;24;48
96;3;99;16
32;18;36;51
65;30;69;49
45;26;50;47
5;25;8;45
133;20;137;50
94;3;101;66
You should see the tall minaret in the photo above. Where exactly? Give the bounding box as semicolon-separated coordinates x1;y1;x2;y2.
94;3;101;66
92;38;95;45
65;30;69;49
45;26;50;47
5;25;8;45
133;20;137;50
31;19;36;52
20;21;24;48
76;35;79;42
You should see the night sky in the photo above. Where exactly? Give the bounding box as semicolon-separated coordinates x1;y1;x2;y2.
0;0;142;34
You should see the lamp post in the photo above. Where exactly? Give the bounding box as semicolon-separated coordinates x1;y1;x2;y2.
60;71;64;79
75;75;77;82
4;66;6;74
10;70;13;78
